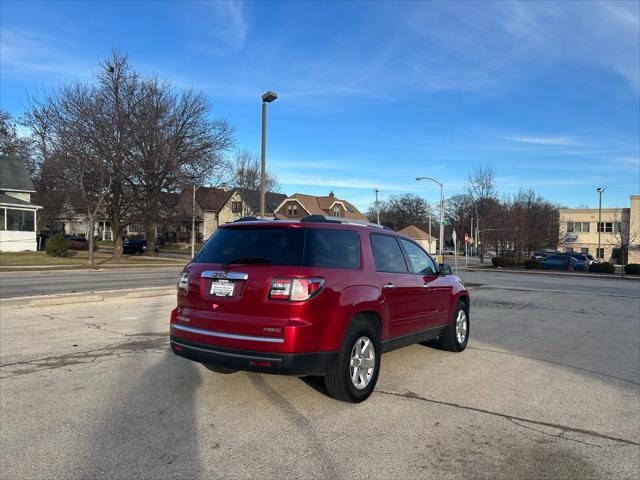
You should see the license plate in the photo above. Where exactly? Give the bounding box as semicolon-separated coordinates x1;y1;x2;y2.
210;279;235;297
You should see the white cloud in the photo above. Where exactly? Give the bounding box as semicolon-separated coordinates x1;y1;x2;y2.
503;135;583;146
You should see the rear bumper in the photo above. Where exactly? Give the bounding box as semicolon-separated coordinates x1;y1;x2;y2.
170;336;338;376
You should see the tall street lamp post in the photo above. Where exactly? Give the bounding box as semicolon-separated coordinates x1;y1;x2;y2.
417;177;444;262
597;187;606;261
260;91;278;217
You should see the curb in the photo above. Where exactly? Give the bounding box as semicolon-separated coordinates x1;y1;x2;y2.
1;286;176;308
0;264;184;273
460;266;640;281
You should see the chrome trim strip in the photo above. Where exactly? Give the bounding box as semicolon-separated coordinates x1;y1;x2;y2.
171;340;280;362
201;270;248;280
172;323;285;343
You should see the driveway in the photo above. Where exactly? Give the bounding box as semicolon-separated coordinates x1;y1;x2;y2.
1;278;638;479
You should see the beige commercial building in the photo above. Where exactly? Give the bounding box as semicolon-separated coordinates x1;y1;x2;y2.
558;195;640;264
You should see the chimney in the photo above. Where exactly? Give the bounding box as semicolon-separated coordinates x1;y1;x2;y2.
329;191;335;198
219;182;229;192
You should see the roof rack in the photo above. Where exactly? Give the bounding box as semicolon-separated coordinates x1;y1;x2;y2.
300;215;386;229
233;216;259;222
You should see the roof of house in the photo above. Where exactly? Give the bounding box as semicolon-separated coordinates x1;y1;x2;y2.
398;224;437;241
236;189;287;215
0;155;35;192
196;187;234;212
280;192;367;220
0;192;41;209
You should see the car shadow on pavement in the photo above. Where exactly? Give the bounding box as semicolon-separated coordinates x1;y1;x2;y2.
76;349;205;479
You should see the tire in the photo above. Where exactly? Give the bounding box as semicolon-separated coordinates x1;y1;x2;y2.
439;299;469;352
203;364;238;374
324;317;381;403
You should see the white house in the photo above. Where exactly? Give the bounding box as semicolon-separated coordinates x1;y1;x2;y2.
0;154;42;251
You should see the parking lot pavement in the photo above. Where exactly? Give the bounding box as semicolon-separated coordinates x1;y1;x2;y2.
1;282;638;479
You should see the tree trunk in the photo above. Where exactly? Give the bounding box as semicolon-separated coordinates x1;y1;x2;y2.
111;213;124;260
144;219;156;256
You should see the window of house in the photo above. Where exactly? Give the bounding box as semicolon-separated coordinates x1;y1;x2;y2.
399;238;438;275
370;234;408;273
581;248;589;254
332;206;341;217
0;208;5;230
596;248;604;259
5;209;34;232
231;201;242;214
566;247;574;253
582;222;590;233
567;222;574;233
287;203;298;216
597;222;613;233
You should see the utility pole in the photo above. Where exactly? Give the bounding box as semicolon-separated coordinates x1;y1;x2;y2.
597;187;606;261
374;188;381;225
191;184;199;258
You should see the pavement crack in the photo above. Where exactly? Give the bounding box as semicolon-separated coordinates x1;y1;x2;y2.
0;334;169;377
248;374;340;479
376;389;640;447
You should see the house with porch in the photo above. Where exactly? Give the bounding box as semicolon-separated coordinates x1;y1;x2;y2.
0;154;42;251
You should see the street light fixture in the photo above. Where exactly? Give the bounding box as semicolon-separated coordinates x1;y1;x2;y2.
260;91;278;217
416;177;445;261
597;187;606;261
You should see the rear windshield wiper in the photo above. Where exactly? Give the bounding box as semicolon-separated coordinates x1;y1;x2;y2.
222;257;271;269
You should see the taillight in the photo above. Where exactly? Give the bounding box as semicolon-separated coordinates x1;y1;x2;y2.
177;272;189;295
268;278;324;301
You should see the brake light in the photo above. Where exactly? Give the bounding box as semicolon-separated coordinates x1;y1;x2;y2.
177;272;189;295
268;278;324;301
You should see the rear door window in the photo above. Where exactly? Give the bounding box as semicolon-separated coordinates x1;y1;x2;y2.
194;227;305;266
370;234;408;273
304;228;361;269
399;238;438;274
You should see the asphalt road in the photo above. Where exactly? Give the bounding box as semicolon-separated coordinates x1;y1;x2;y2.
1;281;638;478
0;266;183;298
1;263;638;299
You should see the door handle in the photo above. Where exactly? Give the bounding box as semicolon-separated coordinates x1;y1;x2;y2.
421;283;430;288
382;283;395;290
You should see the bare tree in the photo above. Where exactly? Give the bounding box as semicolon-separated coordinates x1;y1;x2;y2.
0;110;35;176
130;78;234;255
608;208;638;273
465;163;498;261
25;84;113;265
228;150;279;212
367;193;433;231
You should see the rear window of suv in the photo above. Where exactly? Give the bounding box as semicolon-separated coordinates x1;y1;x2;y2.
194;226;361;269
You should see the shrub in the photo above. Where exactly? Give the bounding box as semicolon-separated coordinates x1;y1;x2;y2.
588;262;615;274
492;256;516;268
524;259;541;269
45;233;68;257
624;263;640;275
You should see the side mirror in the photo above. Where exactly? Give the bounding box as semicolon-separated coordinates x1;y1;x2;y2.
439;264;452;275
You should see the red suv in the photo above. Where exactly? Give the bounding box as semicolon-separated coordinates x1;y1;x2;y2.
170;216;469;402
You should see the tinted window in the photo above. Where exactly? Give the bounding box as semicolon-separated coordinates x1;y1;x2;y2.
370;234;408;273
399;239;438;274
195;227;305;266
304;228;360;269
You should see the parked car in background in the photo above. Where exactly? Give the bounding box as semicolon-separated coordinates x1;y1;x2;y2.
170;216;470;402
581;254;595;265
122;237;147;254
539;253;589;271
442;247;455;255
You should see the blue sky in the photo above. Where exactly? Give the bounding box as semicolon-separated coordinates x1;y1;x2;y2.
1;0;639;212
